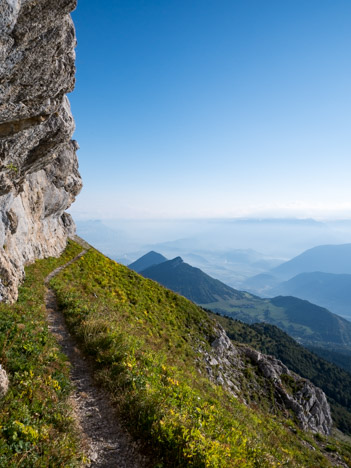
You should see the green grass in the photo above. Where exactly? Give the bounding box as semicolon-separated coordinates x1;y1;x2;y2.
49;246;351;467
0;240;85;467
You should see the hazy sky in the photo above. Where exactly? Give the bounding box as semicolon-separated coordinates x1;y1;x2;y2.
69;0;351;220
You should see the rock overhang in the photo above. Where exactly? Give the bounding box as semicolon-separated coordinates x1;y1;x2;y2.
0;0;82;302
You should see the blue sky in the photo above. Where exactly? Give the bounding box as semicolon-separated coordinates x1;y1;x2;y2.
69;0;351;220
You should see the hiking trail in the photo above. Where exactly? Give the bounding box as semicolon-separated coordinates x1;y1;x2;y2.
45;246;149;467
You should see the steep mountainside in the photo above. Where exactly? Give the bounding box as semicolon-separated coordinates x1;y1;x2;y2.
49;245;351;466
3;241;351;466
206;293;351;352
307;346;351;375
0;0;82;302
140;254;351;353
129;250;167;273
209;312;351;434
269;296;351;345
271;244;351;279
141;256;251;303
269;272;351;320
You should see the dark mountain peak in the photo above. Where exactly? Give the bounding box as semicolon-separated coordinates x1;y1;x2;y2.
268;271;351;320
128;251;167;273
140;256;246;304
148;250;163;256
169;256;184;266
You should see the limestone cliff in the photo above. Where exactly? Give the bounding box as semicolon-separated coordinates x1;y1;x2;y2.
0;0;82;302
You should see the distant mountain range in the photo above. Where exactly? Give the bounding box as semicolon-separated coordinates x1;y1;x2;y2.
271;243;351;279
242;243;351;321
269;272;351;319
133;251;351;360
139;242;284;287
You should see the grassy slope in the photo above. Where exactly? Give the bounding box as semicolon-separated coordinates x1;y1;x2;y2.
0;240;85;467
49;246;351;467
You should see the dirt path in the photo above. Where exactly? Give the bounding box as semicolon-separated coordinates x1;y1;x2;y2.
45;250;150;468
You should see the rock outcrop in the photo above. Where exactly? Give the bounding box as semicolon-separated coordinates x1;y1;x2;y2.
200;325;333;435
0;364;9;397
0;0;82;302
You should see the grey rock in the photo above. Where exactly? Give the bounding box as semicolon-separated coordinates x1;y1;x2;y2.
0;0;82;302
0;365;9;397
201;324;332;435
243;345;333;435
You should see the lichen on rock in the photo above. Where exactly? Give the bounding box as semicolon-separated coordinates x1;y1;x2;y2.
0;0;82;302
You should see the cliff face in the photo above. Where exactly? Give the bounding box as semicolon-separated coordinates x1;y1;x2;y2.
0;0;82;302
